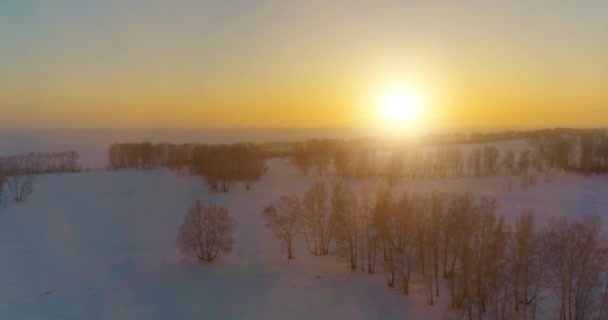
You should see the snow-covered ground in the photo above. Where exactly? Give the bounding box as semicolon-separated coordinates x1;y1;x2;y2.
1;156;607;319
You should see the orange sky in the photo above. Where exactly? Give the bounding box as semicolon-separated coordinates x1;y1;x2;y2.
1;1;607;131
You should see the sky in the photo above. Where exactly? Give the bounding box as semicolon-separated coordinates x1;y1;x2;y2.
1;0;607;131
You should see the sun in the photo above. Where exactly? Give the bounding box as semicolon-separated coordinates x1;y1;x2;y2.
379;88;424;125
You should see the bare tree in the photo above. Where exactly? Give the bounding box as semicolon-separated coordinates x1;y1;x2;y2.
393;190;416;295
382;151;404;187
236;144;268;190
6;167;36;202
373;186;395;285
355;149;376;180
411;192;429;277
0;163;5;202
518;149;531;175
262;195;301;259
543;214;608;320
292;144;311;176
467;147;483;177
446;146;464;177
358;185;378;273
395;192;416;295
511;210;549;320
333;144;355;179
470;197;500;317
445;191;476;310
332;182;360;269
500;149;516;176
483;146;500;175
428;189;445;299
301;181;334;255
177;200;236;262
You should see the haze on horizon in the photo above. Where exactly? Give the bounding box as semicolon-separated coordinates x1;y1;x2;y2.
1;0;607;131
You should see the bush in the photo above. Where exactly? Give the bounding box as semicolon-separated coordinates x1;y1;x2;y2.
6;167;36;202
177;201;236;262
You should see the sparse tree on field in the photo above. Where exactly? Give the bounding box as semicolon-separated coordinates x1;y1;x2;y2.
446;146;464;177
483;146;500;175
332;182;360;269
432;148;448;178
470;197;500;316
373;186;393;261
0;164;5;202
358;185;378;273
333;145;355;179
301;181;334;255
236;145;268;190
383;151;404;187
373;186;396;285
393;190;416;295
293;145;311;176
501;149;516;176
177;200;236;262
543;214;608;320
6;166;36;202
411;192;429;277
262;195;301;259
511;210;549;320
518;149;531;175
428;189;445;298
445;191;476;310
489;218;513;320
311;142;332;177
468;147;483;177
355;150;375;180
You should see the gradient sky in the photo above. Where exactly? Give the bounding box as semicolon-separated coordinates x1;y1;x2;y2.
1;0;607;130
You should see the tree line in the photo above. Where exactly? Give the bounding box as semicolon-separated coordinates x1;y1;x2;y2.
292;139;534;182
107;142;268;192
262;182;608;319
528;129;608;174
0;151;80;203
0;151;81;175
290;129;608;183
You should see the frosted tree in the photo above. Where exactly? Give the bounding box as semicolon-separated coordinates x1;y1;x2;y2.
177;200;236;262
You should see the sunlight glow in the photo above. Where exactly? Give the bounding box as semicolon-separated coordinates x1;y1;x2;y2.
382;91;420;121
378;86;426;129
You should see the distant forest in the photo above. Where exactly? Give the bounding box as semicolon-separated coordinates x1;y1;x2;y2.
107;128;608;188
0;151;81;175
